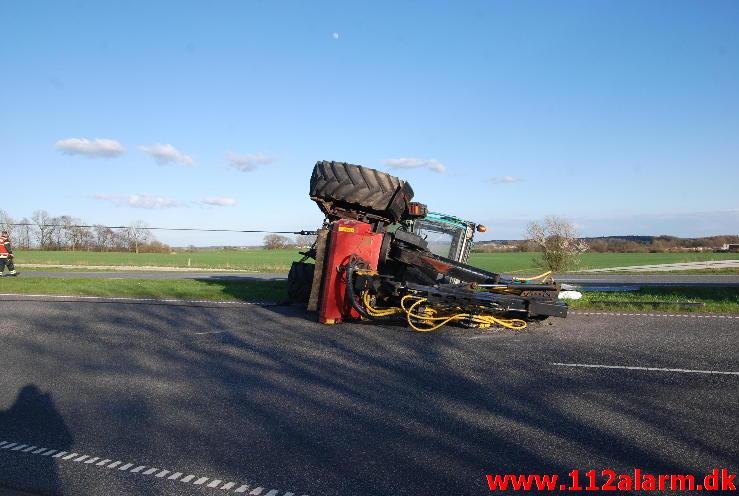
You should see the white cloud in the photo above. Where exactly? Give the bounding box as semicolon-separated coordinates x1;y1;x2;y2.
384;158;446;173
138;144;195;166
55;138;126;158
485;176;524;184
332;32;340;39
198;197;237;207
225;152;276;172
93;193;186;209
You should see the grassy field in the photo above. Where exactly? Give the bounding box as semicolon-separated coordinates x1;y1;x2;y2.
567;287;739;314
1;277;737;314
14;249;739;273
0;277;287;302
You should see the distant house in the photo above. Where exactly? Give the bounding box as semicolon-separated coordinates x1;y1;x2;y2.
718;244;739;252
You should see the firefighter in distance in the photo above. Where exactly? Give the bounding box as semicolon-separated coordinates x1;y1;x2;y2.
0;231;18;276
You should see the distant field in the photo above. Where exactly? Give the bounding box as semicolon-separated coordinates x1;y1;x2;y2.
15;249;304;272
13;249;739;274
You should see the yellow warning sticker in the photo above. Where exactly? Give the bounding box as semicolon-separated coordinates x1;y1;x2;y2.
338;227;355;232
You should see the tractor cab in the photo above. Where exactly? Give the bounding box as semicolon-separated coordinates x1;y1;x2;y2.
412;211;485;265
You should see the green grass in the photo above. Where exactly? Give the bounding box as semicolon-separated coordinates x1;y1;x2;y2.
13;249;739;275
469;251;739;273
568;287;739;314
0;277;288;302
15;249;304;272
2;276;736;315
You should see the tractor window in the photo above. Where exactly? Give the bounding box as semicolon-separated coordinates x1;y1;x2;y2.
414;220;457;258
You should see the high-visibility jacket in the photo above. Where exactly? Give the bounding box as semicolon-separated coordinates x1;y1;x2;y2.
0;236;11;258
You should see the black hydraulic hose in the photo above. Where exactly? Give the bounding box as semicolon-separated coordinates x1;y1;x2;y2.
344;263;399;322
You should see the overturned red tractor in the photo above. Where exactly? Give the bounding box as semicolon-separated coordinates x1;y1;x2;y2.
289;161;567;331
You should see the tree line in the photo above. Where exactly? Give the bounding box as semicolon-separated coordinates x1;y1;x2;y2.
0;210;171;253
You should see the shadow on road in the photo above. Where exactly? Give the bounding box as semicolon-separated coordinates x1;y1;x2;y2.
2;301;737;496
0;385;73;495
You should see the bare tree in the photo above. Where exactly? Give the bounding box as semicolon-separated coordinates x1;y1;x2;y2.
263;234;291;250
15;217;34;249
526;216;588;272
294;234;316;248
32;210;56;250
126;220;152;253
0;209;14;237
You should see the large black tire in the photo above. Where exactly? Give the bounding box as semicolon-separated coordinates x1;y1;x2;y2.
310;161;414;222
288;261;315;304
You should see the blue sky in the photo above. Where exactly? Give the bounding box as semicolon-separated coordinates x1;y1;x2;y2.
1;0;737;246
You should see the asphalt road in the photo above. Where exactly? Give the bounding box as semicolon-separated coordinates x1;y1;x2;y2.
10;271;739;287
1;297;737;496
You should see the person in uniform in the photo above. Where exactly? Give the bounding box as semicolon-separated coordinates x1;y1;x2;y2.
0;230;18;276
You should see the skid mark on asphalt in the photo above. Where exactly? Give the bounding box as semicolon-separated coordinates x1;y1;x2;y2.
571;311;739;319
0;440;307;495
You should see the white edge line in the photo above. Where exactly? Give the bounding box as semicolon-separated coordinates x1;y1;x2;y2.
552;362;739;375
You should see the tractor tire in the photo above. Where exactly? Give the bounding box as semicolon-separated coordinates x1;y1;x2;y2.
310;160;414;222
288;261;315;304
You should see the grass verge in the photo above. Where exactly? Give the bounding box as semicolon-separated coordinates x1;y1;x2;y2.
568;287;739;314
0;277;288;302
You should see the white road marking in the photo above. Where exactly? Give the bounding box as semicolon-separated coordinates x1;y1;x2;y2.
571;311;739;319
552;362;739;375
1;439;308;495
194;331;226;335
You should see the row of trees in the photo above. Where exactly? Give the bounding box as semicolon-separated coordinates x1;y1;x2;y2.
0;210;170;253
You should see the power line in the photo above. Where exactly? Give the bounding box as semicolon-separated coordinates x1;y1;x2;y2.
7;223;316;236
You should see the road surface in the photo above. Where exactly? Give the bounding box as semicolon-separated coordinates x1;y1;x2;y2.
1;296;737;495
10;270;739;287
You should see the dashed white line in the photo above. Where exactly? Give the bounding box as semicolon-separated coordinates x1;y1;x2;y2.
1;439;308;495
552;362;739;375
571;311;739;319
